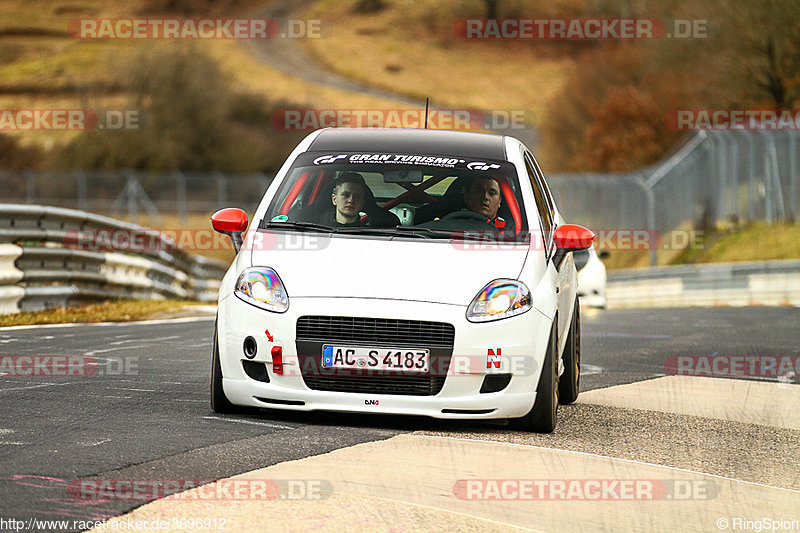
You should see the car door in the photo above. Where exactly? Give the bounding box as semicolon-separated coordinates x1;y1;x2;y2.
524;152;570;348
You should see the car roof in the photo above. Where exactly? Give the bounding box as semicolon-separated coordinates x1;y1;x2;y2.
307;128;508;161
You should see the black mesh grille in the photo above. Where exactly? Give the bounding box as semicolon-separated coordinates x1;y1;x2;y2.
296;316;455;347
296;316;455;396
302;375;447;396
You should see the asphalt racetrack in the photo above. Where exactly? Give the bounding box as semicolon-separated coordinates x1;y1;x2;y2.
1;307;798;532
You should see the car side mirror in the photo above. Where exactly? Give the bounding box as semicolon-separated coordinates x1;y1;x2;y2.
211;208;248;252
573;249;590;272
552;224;595;269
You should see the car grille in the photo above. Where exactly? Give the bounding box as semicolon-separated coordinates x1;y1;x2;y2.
296;316;455;396
296;316;455;346
302;375;447;396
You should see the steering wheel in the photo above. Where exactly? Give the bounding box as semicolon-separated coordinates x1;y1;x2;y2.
439;210;492;224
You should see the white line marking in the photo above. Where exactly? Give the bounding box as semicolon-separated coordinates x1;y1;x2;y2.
0;441;27;445
84;344;152;356
78;439;111;446
173;399;206;403
581;364;603;375
421;434;800;494
106;387;156;392
110;336;181;345
0;382;78;393
0;429;13;434
0;315;216;332
202;416;296;430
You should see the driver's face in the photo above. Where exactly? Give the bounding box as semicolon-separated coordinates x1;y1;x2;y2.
465;178;501;219
332;182;366;221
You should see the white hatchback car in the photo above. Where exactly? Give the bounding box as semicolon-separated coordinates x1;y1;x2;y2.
576;246;609;308
210;128;594;432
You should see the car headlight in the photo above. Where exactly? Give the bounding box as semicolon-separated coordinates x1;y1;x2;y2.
234;267;289;313
466;279;531;322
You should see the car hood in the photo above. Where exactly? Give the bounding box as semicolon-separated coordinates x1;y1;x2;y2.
247;231;530;305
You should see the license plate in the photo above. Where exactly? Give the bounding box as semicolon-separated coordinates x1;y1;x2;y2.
321;345;429;373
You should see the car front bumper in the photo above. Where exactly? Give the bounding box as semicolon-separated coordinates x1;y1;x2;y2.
216;294;553;420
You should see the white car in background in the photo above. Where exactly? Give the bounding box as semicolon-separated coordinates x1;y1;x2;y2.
576;246;608;308
209;128;594;433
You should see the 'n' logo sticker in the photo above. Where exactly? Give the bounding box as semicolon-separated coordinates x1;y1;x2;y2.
487;348;502;369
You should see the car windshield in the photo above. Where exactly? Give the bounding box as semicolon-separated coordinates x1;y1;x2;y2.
260;151;529;241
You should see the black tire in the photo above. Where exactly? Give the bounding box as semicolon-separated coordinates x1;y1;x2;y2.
211;323;238;413
511;320;558;433
559;298;581;404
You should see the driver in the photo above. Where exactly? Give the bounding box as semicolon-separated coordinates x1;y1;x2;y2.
465;177;501;220
321;172;369;227
463;177;507;231
419;176;510;233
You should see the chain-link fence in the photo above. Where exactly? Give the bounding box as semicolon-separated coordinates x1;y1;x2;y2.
548;131;800;264
2;131;798;264
1;170;273;223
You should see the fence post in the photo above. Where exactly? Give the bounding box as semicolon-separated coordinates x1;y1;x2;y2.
175;171;187;224
763;152;773;225
634;178;658;267
125;170;138;220
727;132;738;222
215;172;227;208
790;131;797;222
767;136;786;221
747;134;756;222
25;169;35;203
77;171;88;211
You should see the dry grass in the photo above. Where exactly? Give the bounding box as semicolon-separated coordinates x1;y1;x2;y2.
675;222;800;264
301;0;573;141
205;38;408;109
603;222;800;271
0;299;207;327
0;0;417;154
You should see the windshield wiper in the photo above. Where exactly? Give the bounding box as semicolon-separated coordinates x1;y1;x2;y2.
335;226;455;239
261;220;336;233
260;221;493;241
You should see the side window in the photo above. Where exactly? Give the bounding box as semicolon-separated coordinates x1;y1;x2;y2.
524;153;553;246
530;155;556;215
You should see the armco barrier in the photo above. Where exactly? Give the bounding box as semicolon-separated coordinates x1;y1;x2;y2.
0;204;228;314
607;260;800;308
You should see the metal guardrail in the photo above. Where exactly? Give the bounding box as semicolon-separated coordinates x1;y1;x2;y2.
607;260;800;308
0;204;228;314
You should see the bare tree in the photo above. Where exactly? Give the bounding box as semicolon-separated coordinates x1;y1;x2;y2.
483;0;499;18
720;0;800;108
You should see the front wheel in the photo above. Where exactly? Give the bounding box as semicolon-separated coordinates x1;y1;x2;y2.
558;298;581;404
211;323;238;413
510;320;558;433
